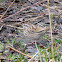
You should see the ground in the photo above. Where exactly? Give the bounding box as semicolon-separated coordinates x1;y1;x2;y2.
0;0;62;62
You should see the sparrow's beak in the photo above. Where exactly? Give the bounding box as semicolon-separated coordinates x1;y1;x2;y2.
36;26;45;32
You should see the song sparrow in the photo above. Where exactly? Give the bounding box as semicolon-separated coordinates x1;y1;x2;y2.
22;23;45;40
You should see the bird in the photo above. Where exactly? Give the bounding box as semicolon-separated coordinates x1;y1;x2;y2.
22;22;45;41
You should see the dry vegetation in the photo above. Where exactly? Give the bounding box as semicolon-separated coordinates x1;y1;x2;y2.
0;0;62;62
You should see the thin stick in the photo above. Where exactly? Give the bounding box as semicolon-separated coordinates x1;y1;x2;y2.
28;52;39;62
40;4;62;13
7;25;23;30
1;0;47;22
27;12;46;21
8;46;32;58
0;0;15;19
47;0;54;58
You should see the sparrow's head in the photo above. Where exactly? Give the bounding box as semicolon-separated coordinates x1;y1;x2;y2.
22;23;36;31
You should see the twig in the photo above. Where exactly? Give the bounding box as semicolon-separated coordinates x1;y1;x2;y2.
47;0;54;58
28;52;39;62
0;0;15;19
40;4;62;13
6;25;23;30
1;0;47;22
8;46;32;58
27;12;46;21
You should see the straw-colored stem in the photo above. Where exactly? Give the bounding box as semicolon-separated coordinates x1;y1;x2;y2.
47;0;54;58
